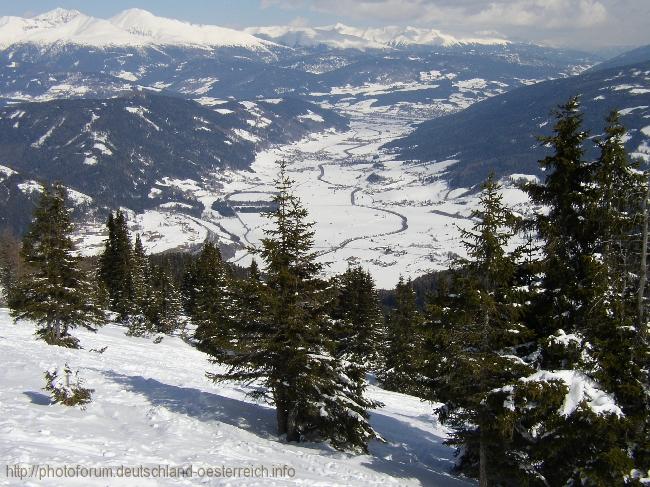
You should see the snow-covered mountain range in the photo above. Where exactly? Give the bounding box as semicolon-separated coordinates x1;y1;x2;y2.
0;8;511;52
0;8;596;109
246;23;509;50
0;8;275;51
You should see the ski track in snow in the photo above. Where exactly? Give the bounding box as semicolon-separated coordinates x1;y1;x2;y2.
0;309;475;487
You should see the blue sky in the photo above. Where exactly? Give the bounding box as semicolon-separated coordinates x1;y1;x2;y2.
0;0;340;28
1;0;649;50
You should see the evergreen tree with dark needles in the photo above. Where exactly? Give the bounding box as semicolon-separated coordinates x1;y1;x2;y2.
9;183;103;347
207;161;377;452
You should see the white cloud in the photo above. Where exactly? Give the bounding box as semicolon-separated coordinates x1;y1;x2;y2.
467;0;607;29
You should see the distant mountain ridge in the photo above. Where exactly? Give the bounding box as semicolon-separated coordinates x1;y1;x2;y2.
588;44;650;72
0;39;596;113
0;8;514;53
246;23;509;50
0;8;600;111
386;58;650;188
0;91;348;234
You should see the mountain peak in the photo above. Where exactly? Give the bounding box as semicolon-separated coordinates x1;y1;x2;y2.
109;8;158;25
114;7;155;16
109;8;275;49
33;8;84;24
0;8;275;51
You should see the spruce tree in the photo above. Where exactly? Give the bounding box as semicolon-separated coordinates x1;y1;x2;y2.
0;228;21;306
149;263;183;334
181;258;199;316
208;161;376;452
586;111;647;411
9;183;103;347
329;266;384;427
231;259;266;345
98;210;134;320
131;234;151;308
248;258;261;281
424;175;532;485
636;175;650;472
191;241;235;352
330;265;383;368
490;103;644;484
524;96;594;342
378;276;424;394
586;111;649;476
126;234;155;336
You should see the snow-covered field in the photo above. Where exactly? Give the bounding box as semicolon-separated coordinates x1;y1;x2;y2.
0;309;474;486
198;109;529;288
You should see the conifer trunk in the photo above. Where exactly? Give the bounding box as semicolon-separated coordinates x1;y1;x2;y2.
276;407;287;435
54;318;61;340
274;391;288;435
479;426;488;487
638;179;650;332
479;306;490;487
286;407;300;442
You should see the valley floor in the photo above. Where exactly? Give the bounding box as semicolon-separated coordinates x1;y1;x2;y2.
0;309;474;487
75;101;532;289
219;105;531;288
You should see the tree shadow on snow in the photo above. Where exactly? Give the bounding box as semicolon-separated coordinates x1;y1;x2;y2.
100;370;278;439
99;370;474;485
23;391;52;405
364;411;476;487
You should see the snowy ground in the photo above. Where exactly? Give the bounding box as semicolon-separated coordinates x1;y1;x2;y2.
0;309;475;487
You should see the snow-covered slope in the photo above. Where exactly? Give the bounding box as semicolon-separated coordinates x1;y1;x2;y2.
246;23;509;50
0;91;349;241
110;9;275;50
0;308;473;486
0;8;274;51
387;59;650;188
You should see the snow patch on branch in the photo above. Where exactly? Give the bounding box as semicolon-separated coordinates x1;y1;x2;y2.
524;370;622;417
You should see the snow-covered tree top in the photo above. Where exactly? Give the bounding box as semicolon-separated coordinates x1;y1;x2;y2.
499;369;624;418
